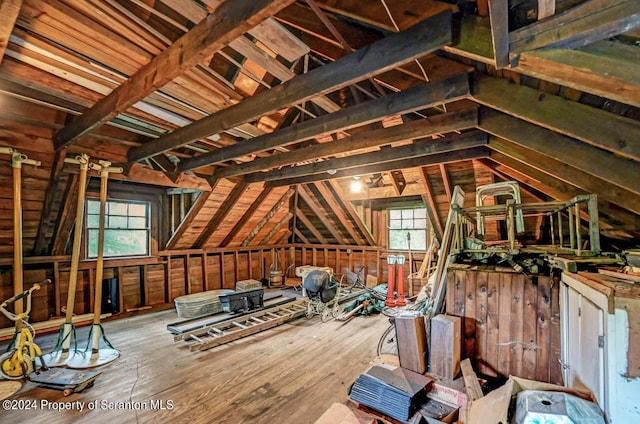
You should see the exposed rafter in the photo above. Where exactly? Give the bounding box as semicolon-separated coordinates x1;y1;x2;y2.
192;73;471;174
312;181;364;244
194;181;250;248
127;10;453;163
247;130;487;183
297;185;347;244
328;180;376;246
53;0;296;149
295;207;328;244
418;166;444;241
219;185;274;247
241;187;295;246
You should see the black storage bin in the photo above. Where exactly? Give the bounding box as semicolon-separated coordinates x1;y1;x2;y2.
101;278;119;313
218;288;264;313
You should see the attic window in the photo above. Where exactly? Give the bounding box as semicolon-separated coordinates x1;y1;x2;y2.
85;199;150;258
388;208;428;251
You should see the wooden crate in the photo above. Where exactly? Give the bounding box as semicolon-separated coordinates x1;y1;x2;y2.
429;314;461;380
445;266;562;384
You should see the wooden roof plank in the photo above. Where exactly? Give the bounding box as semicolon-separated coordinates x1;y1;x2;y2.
189;72;470;173
219;185;274;247
313;181;364;245
194;181;249;248
298;185;347;245
128;10;453;162
327;180;376;246
241;187;294;246
295;206;328;244
247;18;310;62
0;0;22;64
53;0;296;149
419;167;444;241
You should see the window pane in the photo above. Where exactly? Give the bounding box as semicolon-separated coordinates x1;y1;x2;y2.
401;220;413;229
408;230;427;250
129;203;146;217
389;219;401;229
103;230;148;256
414;208;427;219
389;209;402;220
108;216;127;229
87;215;100;228
87;200;100;214
389;230;408;250
109;202;127;216
415;219;427;229
87;229;98;257
401;209;413;219
128;217;147;229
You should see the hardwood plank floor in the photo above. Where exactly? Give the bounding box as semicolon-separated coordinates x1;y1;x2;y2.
1;308;390;424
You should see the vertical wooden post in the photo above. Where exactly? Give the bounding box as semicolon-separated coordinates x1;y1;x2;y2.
587;195;600;255
185;254;191;294
54;260;61;315
166;255;173;303
568;208;576;249
220;253;226;289
202;254;209;291
574;203;582;254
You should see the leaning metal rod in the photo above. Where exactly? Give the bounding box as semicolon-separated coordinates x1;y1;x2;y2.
90;161;122;351
1;148;41;315
59;153;91;353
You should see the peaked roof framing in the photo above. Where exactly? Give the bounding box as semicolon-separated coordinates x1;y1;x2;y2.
53;0;296;150
127;10;453;163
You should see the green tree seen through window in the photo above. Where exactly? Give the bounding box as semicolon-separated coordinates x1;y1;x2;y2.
388;208;428;250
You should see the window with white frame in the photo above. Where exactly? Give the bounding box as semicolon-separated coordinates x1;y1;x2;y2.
86;199;150;258
388;207;428;250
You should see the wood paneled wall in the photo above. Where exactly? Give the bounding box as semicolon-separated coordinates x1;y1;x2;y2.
445;265;562;385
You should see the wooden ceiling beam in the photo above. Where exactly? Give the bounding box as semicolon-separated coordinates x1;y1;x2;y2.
389;170;407;196
479;108;640;196
0;0;22;64
510;0;640;53
312;181;364;244
268;146;489;187
260;211;293;245
53;0;296;149
128;10;453;163
488;0;509;68
194;181;250;248
327;180;376;246
472;75;640;161
241;187;294;246
219;185;274;247
165;179;220;249
485;153;640;236
418;167;444;242
297;185;347;244
439;164;452;203
247;130;487;183
487;138;640;216
215;106;477;179
190;73;470;174
295;207;328;244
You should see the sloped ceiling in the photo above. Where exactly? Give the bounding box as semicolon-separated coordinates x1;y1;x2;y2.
0;0;638;255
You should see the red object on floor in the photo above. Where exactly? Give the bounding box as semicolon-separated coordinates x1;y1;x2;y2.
385;255;396;307
395;254;407;306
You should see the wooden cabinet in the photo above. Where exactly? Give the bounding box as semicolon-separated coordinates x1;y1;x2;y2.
560;272;640;423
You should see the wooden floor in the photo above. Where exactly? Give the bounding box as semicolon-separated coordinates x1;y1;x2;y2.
1;308;390;424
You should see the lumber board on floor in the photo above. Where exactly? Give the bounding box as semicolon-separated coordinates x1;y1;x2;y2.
0;306;388;424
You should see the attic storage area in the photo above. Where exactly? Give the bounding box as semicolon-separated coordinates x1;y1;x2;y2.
0;0;639;422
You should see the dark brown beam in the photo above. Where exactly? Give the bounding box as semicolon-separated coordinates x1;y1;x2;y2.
295;207;328;244
389;170;407;196
268;146;489;187
0;0;22;64
219;185;274;247
487;137;640;216
439;164;452;203
327;180;376;246
298;185;347;244
165;180;220;249
194;181;250;248
418;167;444;242
241;187;295;246
479;108;640;196
247;130;487;183
128;10;453;163
260;212;294;245
33;149;67;255
215;107;477;179
197;74;471;175
510;0;640;53
312;181;363;244
488;0;509;68
54;0;295;150
472;75;640;161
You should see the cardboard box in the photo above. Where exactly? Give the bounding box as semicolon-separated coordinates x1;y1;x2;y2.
427;378;468;408
459;376;597;424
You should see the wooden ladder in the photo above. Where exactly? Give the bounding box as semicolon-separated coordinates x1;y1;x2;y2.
176;299;308;352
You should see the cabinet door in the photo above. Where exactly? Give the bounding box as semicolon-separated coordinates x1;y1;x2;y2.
562;283;605;405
